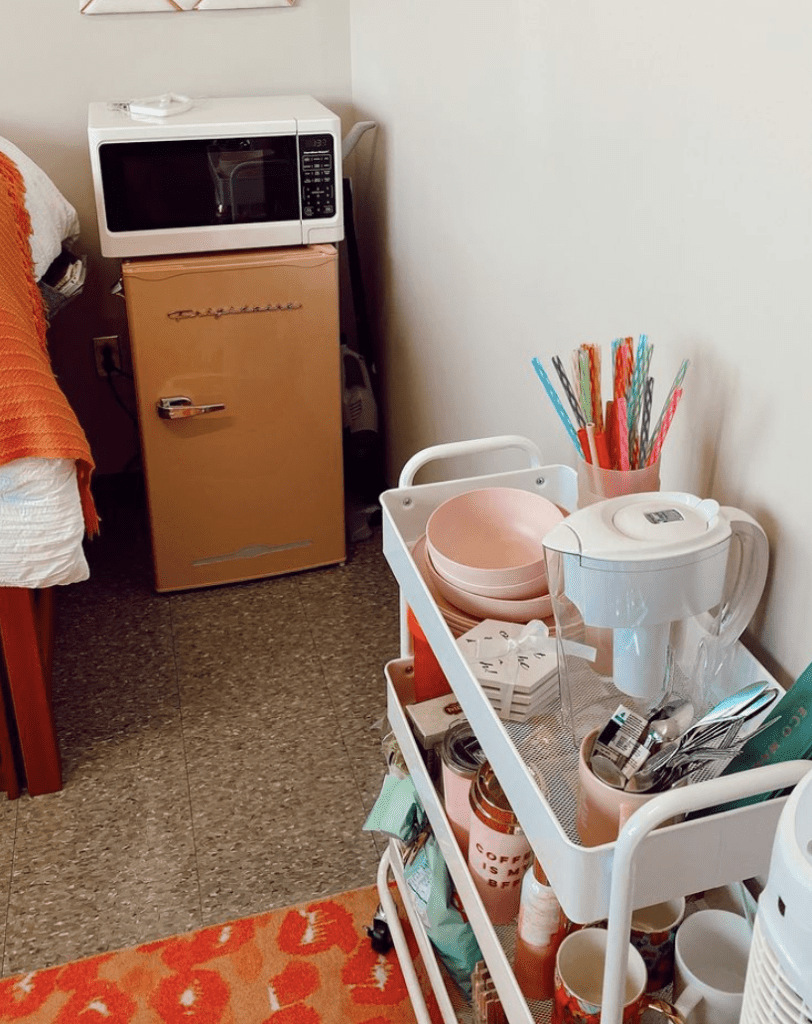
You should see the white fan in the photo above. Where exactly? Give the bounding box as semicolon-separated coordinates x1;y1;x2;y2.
740;767;812;1022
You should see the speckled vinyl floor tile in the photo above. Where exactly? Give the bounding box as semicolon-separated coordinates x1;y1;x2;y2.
0;798;17;964
191;758;381;924
297;552;400;664
4;765;201;976
1;480;401;977
297;541;399;819
49;605;182;786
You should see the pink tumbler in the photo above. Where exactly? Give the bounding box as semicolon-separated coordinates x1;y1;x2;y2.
440;722;484;852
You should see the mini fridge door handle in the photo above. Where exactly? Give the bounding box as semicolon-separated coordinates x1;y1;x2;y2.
156;396;226;419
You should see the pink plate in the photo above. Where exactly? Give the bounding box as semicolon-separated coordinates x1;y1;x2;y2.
426;487;564;588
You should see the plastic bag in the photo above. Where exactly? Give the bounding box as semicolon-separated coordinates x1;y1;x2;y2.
363;774;482;997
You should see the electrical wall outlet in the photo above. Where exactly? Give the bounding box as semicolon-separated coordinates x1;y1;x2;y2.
93;335;123;377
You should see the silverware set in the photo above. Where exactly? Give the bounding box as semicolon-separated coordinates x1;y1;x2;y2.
591;682;781;793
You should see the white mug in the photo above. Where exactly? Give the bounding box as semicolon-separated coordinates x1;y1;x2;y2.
673;909;752;1024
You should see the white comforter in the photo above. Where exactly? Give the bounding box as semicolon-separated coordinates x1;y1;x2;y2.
0;458;89;587
0;141;89;588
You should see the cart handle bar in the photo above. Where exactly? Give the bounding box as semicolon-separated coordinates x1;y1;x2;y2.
600;759;812;1024
398;435;542;489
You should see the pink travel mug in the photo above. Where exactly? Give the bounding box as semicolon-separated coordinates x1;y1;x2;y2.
440;722;484;852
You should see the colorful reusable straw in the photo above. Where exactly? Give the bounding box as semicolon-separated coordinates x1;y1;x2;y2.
552;355;586;428
531;357;584;457
583;423;599;465
644;358;690;466
627;336;648;435
538;338;688;471
577;347;593;426
645;387;684;467
639;376;654;466
616;395;631;471
587;344;603;433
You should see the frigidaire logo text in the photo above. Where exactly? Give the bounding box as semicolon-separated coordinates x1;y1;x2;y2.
167;302;302;321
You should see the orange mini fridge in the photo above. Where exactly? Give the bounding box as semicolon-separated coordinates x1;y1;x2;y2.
121;244;346;592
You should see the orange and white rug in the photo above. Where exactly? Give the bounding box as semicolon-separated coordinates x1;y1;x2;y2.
0;884;445;1023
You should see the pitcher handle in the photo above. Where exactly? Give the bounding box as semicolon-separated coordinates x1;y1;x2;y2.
714;507;769;644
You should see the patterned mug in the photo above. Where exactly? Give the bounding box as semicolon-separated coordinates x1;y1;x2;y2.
630;897;686;992
552;928;684;1024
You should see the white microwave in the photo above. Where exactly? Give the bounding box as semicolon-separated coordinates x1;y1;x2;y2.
88;95;343;258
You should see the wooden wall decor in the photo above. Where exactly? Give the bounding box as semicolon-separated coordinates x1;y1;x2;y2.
81;0;294;14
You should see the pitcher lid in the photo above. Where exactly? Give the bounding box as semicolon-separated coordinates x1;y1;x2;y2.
542;491;732;565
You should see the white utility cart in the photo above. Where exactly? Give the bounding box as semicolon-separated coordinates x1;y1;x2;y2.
374;435;811;1024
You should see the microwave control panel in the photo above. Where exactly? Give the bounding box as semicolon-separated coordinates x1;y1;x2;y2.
299;134;337;220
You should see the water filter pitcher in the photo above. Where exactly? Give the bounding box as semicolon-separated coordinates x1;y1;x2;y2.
542;492;768;745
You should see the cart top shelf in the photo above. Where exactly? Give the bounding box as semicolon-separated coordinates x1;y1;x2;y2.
380;449;804;923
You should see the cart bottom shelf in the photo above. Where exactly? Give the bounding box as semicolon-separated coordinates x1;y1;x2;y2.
378;843;556;1024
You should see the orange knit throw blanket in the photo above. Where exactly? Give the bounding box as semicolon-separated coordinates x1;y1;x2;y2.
0;151;98;536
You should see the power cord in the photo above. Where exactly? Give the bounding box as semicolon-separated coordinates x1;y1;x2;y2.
100;344;138;426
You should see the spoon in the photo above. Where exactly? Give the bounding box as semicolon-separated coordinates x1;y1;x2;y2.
626;713;781;793
626;747;739;793
675;687;779;747
646;698;695;744
627;718;748;791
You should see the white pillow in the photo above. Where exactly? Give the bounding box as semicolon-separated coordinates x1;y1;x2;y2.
0;136;80;281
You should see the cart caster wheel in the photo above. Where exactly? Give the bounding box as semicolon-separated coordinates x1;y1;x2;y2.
366;908;393;954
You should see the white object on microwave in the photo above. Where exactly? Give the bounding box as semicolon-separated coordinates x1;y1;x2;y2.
128;94;194;119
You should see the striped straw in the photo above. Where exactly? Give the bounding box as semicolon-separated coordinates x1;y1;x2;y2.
588;344;603;432
628;335;648;430
552;355;586;427
531;357;584;458
639;376;654;467
627;337;648;459
615;340;633;404
646;387;683;466
647;358;690;460
578;347;593;425
617;394;631;471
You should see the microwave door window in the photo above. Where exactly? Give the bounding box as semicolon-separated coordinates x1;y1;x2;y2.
99;136;299;233
100;140;218;232
207;140;298;224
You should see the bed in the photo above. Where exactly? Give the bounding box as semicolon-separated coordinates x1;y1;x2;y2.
0;138;98;798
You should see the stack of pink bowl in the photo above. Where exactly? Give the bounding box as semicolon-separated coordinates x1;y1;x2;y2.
413;488;565;635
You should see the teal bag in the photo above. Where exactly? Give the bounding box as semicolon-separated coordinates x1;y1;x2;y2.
364;775;482;998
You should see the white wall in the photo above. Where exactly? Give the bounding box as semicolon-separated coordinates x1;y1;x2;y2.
0;0;352;472
349;0;812;686
2;1;810;684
